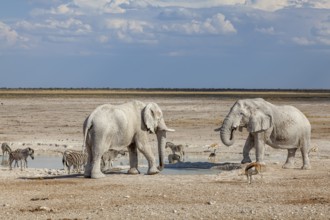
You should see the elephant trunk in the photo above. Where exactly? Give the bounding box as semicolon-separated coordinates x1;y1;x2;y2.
156;130;167;171
220;116;236;146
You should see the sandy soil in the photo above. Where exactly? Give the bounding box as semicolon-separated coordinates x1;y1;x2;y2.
0;92;329;219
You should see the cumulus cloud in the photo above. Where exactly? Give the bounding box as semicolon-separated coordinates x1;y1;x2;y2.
158;8;197;20
17;18;92;35
98;35;110;43
0;21;19;46
162;13;237;35
105;19;150;34
31;3;82;16
292;37;315;45
255;26;275;35
311;16;330;45
71;0;132;14
104;18;156;43
144;0;245;8
308;0;330;9
245;0;292;12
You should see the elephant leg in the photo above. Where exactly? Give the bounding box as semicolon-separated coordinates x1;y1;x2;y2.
127;143;140;175
300;139;311;170
136;141;159;175
282;148;297;169
90;139;107;179
84;142;93;178
254;133;266;165
241;134;254;164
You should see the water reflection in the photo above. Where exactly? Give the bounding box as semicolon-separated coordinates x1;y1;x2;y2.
1;151;287;175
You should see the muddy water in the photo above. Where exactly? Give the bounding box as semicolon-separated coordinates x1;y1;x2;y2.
1;151;287;175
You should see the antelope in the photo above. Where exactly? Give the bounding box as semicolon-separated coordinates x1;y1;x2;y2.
208;149;216;162
244;162;262;184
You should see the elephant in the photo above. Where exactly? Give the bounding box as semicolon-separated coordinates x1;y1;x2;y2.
215;98;311;170
83;100;175;179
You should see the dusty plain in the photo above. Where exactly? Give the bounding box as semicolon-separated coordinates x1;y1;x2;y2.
0;90;329;219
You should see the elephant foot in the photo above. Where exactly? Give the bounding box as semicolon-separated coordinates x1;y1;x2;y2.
84;173;91;178
301;164;311;170
84;170;91;178
282;162;295;169
84;164;92;178
91;171;106;179
241;158;252;164
127;168;140;175
147;167;160;175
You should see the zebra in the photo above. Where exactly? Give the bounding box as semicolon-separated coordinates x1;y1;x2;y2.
9;147;35;171
62;150;87;174
101;149;126;172
165;142;185;160
168;154;181;164
1;142;12;157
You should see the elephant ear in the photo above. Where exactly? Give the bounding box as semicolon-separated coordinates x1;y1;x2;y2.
142;103;159;133
247;110;272;133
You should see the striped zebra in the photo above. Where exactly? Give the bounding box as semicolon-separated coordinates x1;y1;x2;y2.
62;150;87;174
1;142;12;157
101;149;126;172
9;147;35;171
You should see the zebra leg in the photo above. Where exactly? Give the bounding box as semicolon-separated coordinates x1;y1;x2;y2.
14;160;19;168
9;157;13;170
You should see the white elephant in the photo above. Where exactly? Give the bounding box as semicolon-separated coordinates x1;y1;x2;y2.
215;98;311;170
83;100;174;179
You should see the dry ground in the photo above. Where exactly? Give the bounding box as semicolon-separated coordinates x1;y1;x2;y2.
0;90;329;219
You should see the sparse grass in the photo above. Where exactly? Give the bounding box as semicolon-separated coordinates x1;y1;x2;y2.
0;88;330;99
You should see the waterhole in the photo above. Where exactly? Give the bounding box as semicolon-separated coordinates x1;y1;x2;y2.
1;151;287;175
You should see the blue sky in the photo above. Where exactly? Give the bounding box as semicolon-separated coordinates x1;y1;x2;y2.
1;0;330;89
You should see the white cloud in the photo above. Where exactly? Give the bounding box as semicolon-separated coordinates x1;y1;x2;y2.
46;18;92;33
145;0;245;8
72;0;131;14
105;19;150;34
256;26;275;35
158;8;197;20
104;18;157;43
98;35;110;43
308;0;330;9
0;21;19;46
103;0;129;13
164;50;187;57
31;3;82;16
162;13;236;35
292;37;315;45
311;17;330;45
245;0;292;12
17;18;92;35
